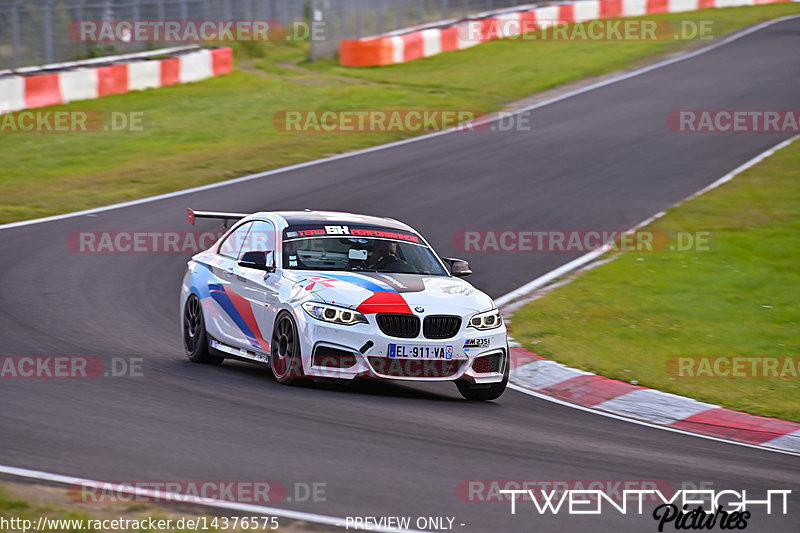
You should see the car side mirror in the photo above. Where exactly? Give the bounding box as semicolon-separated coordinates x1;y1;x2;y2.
239;251;275;272
443;257;472;277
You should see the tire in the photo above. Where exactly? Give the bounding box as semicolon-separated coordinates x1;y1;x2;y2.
183;294;224;365
270;312;305;385
456;351;509;401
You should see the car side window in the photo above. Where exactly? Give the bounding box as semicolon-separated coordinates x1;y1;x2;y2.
218;222;253;259
243;220;276;254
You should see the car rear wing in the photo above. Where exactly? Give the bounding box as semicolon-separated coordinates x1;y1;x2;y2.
187;208;249;229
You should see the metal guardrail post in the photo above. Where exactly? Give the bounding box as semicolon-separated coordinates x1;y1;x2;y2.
340;0;348;44
397;0;403;31
44;1;57;65
11;1;22;68
356;0;362;38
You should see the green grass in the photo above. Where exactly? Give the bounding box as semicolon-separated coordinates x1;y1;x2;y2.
1;4;800;223
509;138;800;422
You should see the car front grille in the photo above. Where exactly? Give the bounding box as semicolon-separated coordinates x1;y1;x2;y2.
376;314;420;338
422;315;461;339
367;357;464;378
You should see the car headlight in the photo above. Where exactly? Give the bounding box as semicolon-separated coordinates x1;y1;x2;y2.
468;309;503;330
302;302;368;326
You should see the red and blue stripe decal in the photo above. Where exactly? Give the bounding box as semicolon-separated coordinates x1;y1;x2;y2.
311;273;412;315
208;283;270;351
193;263;270;351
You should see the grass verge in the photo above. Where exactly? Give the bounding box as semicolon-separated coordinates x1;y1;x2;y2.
509;137;800;422
1;5;800;223
0;481;318;532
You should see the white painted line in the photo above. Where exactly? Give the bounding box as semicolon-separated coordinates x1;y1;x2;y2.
494;248;606;308
2;15;798;232
507;384;800;457
0;464;427;533
496;132;800;307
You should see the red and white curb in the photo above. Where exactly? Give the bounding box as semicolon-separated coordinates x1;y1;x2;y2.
507;348;800;453
339;0;796;66
0;47;233;114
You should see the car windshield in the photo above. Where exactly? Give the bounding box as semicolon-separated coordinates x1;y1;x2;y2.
283;237;448;275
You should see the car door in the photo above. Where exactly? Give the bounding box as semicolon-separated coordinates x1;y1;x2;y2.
229;219;279;357
207;221;260;350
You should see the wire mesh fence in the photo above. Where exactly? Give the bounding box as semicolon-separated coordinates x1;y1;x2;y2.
309;0;541;59
0;0;541;69
0;0;308;69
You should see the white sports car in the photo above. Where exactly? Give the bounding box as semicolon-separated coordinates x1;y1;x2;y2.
180;209;508;400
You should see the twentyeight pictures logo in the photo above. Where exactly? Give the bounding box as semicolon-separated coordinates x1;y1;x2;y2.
497;488;791;531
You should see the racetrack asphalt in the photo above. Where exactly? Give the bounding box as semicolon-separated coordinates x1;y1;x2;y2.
1;17;799;533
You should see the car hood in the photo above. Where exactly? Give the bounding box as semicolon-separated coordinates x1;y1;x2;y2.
286;271;494;316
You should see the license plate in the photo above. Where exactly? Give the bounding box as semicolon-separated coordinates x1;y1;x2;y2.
388;344;453;359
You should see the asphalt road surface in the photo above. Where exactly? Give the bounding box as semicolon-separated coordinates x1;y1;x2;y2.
1;16;799;533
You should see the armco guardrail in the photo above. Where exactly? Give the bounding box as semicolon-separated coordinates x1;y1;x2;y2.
338;0;793;66
0;47;233;114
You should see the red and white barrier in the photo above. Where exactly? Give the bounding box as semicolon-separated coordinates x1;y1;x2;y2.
60;68;99;103
0;76;26;112
179;49;213;83
0;47;233;114
339;0;792;66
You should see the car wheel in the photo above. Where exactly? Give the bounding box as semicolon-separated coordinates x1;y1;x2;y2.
183;294;224;365
271;312;305;385
456;351;509;401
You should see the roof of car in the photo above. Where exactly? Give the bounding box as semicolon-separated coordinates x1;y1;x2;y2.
272;210;415;232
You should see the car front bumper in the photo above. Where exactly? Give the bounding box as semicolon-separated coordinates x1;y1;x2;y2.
294;310;508;383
